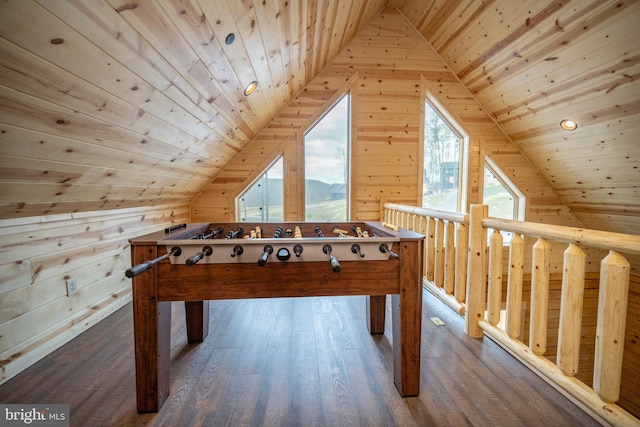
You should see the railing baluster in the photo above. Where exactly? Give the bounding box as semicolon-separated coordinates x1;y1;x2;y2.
506;233;524;340
530;237;550;356
455;221;468;305
594;250;630;403
488;230;504;326
435;219;445;288
426;217;435;282
418;216;428;278
557;243;586;376
444;221;455;294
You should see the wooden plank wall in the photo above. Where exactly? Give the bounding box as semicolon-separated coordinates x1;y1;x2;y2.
622;274;640;417
192;9;584;232
0;203;189;384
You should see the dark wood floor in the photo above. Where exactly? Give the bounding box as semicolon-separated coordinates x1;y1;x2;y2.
0;290;598;426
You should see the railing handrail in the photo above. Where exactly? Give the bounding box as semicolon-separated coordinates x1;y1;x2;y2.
383;202;468;224
483;217;640;254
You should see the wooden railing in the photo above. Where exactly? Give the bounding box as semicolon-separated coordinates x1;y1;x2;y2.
382;202;640;427
382;203;469;315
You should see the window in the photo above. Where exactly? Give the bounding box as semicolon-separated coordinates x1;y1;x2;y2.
483;157;526;242
304;95;350;221
237;156;283;222
422;101;465;211
483;166;515;220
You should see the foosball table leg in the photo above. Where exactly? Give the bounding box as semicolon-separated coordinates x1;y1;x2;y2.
133;298;171;412
366;295;386;334
131;244;171;413
391;240;423;397
185;300;209;342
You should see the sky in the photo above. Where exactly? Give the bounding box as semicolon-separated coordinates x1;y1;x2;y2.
303;95;349;184
263;95;349;184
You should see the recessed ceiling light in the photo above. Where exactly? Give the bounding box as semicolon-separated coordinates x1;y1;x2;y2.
560;119;577;131
225;33;235;45
243;81;258;96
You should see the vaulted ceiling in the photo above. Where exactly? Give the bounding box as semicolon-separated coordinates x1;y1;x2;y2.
0;0;638;235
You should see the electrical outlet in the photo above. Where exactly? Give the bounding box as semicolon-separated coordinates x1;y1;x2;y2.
66;278;78;297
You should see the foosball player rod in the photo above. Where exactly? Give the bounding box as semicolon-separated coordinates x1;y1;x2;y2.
257;244;273;266
293;244;303;257
186;245;213;266
352;226;369;237
379;243;399;259
333;226;350;236
125;246;182;278
202;226;224;239
273;226;283;238
381;221;399;232
322;244;341;273
314;226;325;237
226;226;244;239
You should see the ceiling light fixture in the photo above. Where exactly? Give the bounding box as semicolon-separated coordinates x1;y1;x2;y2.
243;80;258;96
225;33;235;45
560;119;578;131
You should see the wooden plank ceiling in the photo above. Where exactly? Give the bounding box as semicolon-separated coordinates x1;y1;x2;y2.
0;0;638;235
395;0;640;235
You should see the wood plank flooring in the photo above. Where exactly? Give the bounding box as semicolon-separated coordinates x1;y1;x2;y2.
0;290;598;426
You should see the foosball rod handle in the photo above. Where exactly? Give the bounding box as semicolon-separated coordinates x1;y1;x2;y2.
231;245;244;257
322;244;341;273
379;243;399;259
126;246;182;278
165;223;187;233
351;243;365;257
186;246;213;266
258;245;273;266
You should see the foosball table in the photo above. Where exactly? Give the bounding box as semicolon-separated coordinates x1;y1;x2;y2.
127;221;424;413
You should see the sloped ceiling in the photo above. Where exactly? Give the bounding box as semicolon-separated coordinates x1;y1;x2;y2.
0;0;638;236
394;0;640;235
